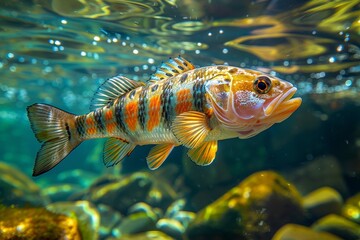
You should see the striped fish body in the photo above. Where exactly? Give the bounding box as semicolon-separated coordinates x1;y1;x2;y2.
27;57;302;176
75;66;232;145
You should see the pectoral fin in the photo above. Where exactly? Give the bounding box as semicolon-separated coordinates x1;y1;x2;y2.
103;137;136;167
146;144;175;170
187;141;218;166
171;111;211;148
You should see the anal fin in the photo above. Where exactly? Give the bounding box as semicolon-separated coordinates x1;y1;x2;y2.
171;111;211;148
187;141;218;166
103;137;136;167
146;144;175;170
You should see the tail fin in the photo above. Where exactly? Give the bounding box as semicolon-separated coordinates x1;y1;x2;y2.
27;103;81;176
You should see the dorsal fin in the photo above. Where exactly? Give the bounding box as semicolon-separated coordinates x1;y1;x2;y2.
90;75;145;111
150;56;195;81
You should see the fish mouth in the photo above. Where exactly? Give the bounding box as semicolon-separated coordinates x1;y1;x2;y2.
264;87;300;115
263;87;302;122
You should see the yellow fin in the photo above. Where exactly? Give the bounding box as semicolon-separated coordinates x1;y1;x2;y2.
103;137;136;167
146;144;175;170
187;141;218;166
172;111;211;148
90;75;145;111
150;56;195;81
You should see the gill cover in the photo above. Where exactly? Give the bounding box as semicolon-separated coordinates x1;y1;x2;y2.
205;75;234;124
205;73;266;127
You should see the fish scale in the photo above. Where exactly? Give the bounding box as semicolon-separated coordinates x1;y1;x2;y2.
27;56;302;176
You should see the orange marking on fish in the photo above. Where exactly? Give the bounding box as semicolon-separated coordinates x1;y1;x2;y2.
105;110;113;121
175;89;192;115
85;115;96;135
147;95;161;131
106;122;116;134
125;102;138;131
86;116;95;126
87;127;97;135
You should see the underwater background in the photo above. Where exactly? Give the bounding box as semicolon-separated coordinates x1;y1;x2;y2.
0;0;359;239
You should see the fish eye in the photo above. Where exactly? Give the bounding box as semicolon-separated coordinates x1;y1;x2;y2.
253;76;272;94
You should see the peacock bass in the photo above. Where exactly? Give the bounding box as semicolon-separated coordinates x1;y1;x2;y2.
27;56;302;176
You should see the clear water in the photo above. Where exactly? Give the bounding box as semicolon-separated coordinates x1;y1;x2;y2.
0;0;359;239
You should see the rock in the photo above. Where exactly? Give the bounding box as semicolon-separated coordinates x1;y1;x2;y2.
0;206;81;239
281;155;348;196
172;211;196;229
86;172;153;214
106;230;173;240
46;200;100;240
86;172;177;214
113;212;157;237
303;187;343;221
155;198;195;238
312;214;360;240
43;184;83;202
0;162;49;207
164;198;186;218
342;193;360;224
97;204;123;239
272;224;342;240
186;171;305;240
128;202;161;219
156;218;185;239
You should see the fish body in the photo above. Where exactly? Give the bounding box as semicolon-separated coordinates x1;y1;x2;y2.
27;57;302;176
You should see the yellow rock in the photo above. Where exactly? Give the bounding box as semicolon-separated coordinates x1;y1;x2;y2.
342;193;360;224
312;214;360;240
47;201;100;240
272;224;343;240
303;187;343;220
107;230;173;240
0;206;81;240
0;162;49;206
187;171;305;240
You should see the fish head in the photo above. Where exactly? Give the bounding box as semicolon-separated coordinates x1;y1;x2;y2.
205;67;302;138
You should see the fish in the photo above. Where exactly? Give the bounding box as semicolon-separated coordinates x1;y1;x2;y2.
27;56;302;176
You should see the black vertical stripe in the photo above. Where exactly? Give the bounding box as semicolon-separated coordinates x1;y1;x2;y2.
94;108;105;132
75;115;86;137
65;122;71;140
115;96;127;134
138;86;148;130
192;78;205;112
161;79;174;128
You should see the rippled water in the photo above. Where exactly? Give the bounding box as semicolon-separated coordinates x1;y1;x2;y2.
0;0;359;239
1;0;359;110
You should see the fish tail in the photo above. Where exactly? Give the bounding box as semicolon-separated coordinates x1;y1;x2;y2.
27;103;82;176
